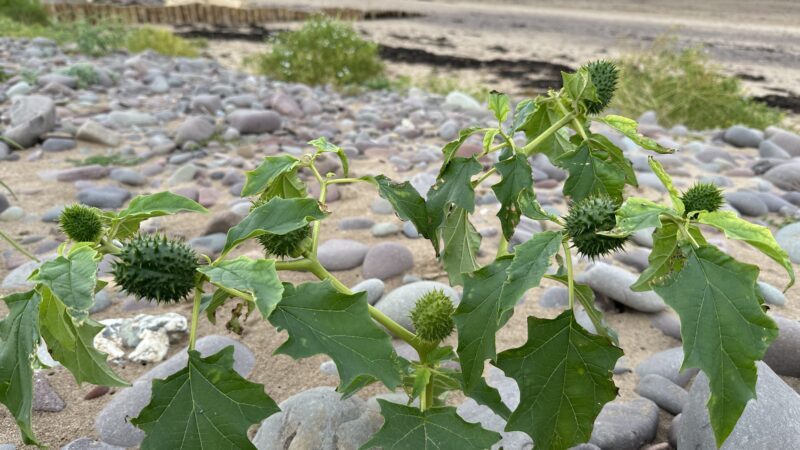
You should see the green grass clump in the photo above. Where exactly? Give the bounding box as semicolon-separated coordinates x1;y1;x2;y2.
249;15;384;87
0;0;48;25
62;63;100;88
68;154;142;167
125;27;202;57
613;40;783;130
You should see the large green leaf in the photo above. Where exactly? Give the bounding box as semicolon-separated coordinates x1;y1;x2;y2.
0;290;41;445
309;137;349;177
198;256;284;319
698;210;795;289
33;244;98;320
502;231;562;307
491;154;534;239
426;156;482;228
441;207;482;286
269;281;402;391
241;154;300;196
648;157;685;214
555;142;627;203
361;400;501;450
496;310;621;450
38;289;127;387
113;192;208;238
597;115;675;154
132;346;279;449
454;258;513;392
222;197;327;255
653;245;778;446
363;175;439;252
562;67;598;106
265;170;307;199
488;91;510;123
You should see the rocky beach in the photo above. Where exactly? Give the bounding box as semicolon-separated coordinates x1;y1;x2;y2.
2;2;800;449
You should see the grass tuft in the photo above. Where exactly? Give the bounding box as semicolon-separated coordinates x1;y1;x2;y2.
248;15;384;87
0;0;48;25
613;38;783;130
126;27;202;57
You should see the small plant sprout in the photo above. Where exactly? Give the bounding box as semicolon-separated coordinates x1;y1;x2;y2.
1;61;794;450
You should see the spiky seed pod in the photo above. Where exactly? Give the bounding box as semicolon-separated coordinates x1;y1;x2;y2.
410;289;455;343
583;60;619;114
680;183;724;215
59;204;104;242
112;235;198;304
251;199;312;258
565;196;628;259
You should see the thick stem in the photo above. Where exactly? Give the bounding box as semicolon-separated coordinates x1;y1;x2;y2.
326;177;366;185
189;282;203;351
0;230;38;262
562;241;575;310
98;238;121;255
275;259;313;272
555;100;588;141
520;112;575;155
424;374;435;410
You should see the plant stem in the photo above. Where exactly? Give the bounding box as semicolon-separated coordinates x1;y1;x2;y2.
520;112;575;155
189;281;203;351
471;167;497;188
562;241;575;310
556;100;588;141
98;238;120;255
424;374;435;411
275;259;313;271
326;177;366;185
306;258;425;352
0;230;38;262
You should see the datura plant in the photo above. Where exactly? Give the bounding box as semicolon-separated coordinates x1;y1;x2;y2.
1;61;794;449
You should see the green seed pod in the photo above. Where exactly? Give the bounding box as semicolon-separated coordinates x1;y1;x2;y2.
59;204;104;242
583;60;619;114
251;199;312;258
112;234;198;304
565;195;628;259
410;289;455;343
680;183;724;215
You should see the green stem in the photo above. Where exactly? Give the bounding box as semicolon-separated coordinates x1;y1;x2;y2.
326;177;366;185
562;241;575;310
0;230;38;262
98;238;120;255
520;112;575;155
422;374;435;411
189;281;203;351
275;259;313;271
471;167;497;188
556;100;588;141
306;258;426;353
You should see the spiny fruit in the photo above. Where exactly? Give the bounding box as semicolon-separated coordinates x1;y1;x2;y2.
680;182;724;215
251;199;312;258
565;195;628;259
410;289;455;343
112;234;198;303
59;204;104;242
583;60;619;114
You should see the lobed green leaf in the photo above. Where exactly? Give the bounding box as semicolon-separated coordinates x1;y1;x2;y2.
555;142;627;203
33;244;98;321
132;346;279;449
653;245;778;446
426;156;482;230
309;137;349;177
496;310;622;450
491;154;534;240
605;197;674;237
488;90;510;123
269;281;403;391
113;192;207;238
648;157;685;214
441;126;489;171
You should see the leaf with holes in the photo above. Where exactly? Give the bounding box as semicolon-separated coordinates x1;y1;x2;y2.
492;154;534;239
198;256;284;319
